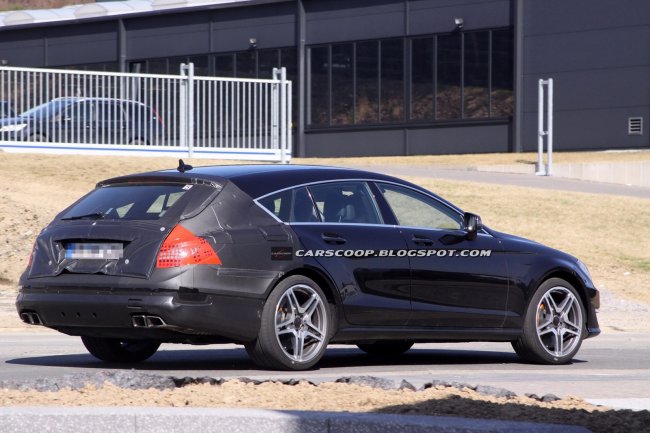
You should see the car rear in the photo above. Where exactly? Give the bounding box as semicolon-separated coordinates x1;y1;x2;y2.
16;174;270;343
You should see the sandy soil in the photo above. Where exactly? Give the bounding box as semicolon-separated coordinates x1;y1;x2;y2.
0;381;648;433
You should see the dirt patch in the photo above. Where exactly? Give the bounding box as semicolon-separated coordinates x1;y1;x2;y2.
0;379;648;433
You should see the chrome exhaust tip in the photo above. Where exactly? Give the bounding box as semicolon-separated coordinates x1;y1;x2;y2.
20;312;43;326
132;315;167;328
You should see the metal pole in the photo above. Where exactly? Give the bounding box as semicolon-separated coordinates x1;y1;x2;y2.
271;68;279;158
279;67;289;164
187;62;195;158
547;78;553;176
536;79;545;175
179;63;187;152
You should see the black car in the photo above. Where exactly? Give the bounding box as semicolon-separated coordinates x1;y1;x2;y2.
17;163;600;370
0;101;15;118
0;97;162;145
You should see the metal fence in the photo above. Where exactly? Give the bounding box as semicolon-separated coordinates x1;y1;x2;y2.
0;64;292;162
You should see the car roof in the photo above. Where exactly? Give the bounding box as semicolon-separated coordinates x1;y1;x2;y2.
53;97;146;105
98;164;428;198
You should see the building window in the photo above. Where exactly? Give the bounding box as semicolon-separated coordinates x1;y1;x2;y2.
308;38;406;127
235;51;256;78
413;28;513;122
463;31;490;118
436;33;462;120
355;41;379;124
331;43;354;125
491;29;514;117
214;54;234;77
309;46;329;126
60;62;118;72
308;28;512;129
306;28;512;129
380;39;404;122
411;37;434;121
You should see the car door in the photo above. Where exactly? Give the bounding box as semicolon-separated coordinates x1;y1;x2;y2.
60;101;93;144
94;101;127;145
267;181;412;326
373;182;509;328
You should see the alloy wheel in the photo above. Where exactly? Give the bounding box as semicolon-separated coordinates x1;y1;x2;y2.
535;286;583;357
274;284;328;363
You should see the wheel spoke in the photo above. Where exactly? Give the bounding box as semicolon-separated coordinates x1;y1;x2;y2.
305;322;325;342
537;317;555;336
301;294;319;316
285;289;300;314
564;317;581;336
554;329;564;356
543;292;559;313
557;294;576;318
293;332;305;360
277;326;296;336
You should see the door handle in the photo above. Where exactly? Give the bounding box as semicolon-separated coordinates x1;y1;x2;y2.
411;235;434;246
321;232;347;245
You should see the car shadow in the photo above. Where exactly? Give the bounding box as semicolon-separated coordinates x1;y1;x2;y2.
5;346;585;372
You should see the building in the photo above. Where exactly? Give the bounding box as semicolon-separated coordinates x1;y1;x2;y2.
0;0;647;157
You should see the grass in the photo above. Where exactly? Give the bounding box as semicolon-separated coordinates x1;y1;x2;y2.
0;152;648;306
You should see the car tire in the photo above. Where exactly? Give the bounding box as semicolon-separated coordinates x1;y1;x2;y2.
29;133;47;142
245;275;331;370
129;138;148;146
512;278;585;365
357;341;414;356
81;336;160;363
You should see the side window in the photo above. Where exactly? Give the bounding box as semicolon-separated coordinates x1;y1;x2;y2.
258;187;320;223
308;182;382;224
378;183;462;230
64;101;93;123
95;102;125;123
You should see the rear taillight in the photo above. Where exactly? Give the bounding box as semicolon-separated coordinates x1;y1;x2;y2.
156;225;221;268
152;108;164;128
27;241;36;267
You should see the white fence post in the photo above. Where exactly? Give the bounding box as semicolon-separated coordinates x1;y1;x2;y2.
179;63;187;152
271;68;280;158
537;78;554;176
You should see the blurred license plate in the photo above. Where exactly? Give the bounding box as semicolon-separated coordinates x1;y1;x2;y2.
65;243;123;260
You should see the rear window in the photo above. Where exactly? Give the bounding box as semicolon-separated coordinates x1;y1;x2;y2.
62;184;194;221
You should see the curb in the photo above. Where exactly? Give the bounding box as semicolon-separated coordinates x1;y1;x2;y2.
0;407;594;433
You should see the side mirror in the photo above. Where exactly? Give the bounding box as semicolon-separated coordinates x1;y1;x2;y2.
463;212;483;241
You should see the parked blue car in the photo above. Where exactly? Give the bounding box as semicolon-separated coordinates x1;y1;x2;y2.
0;97;163;145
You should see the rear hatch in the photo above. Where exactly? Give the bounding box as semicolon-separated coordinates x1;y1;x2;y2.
27;180;221;279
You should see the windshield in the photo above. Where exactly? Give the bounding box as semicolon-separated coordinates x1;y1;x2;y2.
62;184;194;221
19;100;72;119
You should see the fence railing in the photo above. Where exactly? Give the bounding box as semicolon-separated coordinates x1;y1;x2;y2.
0;64;292;162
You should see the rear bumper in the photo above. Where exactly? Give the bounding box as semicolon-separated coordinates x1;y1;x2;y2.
16;288;264;343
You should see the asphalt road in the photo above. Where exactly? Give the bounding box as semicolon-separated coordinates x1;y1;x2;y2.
1;331;648;409
345;164;650;199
